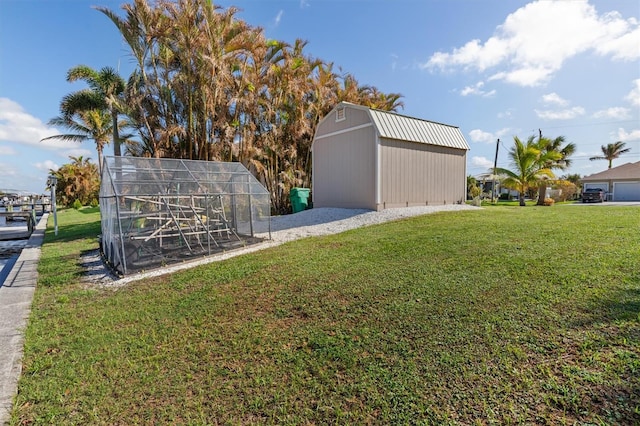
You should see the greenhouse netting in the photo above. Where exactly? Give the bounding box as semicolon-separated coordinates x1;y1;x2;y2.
99;157;271;276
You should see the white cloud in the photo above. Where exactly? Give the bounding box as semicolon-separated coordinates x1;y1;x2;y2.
469;129;494;143
616;128;640;141
426;38;509;72
300;0;309;8
274;10;284;26
542;92;568;106
488;67;554;87
594;13;640;60
471;156;494;169
0;162;18;177
0;97;77;150
391;53;398;71
424;1;640;86
459;81;496;97
0;145;16;155
34;160;59;172
625;79;640;106
497;109;515;119
495;128;511;139
576;150;596;158
535;106;586;120
0;162;20;190
469;128;510;143
65;147;94;161
592;107;630;119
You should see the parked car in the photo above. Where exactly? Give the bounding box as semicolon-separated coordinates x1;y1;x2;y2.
581;188;606;203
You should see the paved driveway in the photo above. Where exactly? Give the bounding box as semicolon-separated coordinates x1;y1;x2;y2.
566;201;640;206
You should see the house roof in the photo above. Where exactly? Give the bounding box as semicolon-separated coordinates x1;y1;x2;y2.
582;161;640;181
334;102;470;151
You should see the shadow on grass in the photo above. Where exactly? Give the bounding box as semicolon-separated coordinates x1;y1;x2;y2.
565;282;640;423
77;206;100;214
44;221;101;244
605;288;640;322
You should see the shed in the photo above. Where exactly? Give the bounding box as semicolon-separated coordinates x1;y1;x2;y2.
311;102;470;210
581;161;640;201
99;157;271;275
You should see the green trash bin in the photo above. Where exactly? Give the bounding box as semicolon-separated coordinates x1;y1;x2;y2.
290;188;310;213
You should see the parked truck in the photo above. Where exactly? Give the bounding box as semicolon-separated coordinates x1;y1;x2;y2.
581;188;606;203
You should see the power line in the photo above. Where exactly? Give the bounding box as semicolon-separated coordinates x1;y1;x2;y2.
531;119;639;131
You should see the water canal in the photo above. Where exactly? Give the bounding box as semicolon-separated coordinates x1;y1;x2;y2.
0;208;32;285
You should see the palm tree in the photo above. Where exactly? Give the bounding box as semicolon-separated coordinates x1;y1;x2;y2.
496;136;558;206
96;0;163;157
41;110;112;173
589;141;631;169
96;0;406;213
535;135;576;205
63;65;127;157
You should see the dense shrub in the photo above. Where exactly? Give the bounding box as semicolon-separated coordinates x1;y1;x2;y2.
553;180;578;202
53;156;99;207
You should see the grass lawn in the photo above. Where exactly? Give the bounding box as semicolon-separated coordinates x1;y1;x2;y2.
12;205;640;425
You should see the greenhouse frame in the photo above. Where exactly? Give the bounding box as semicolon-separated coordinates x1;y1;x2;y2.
99;157;271;276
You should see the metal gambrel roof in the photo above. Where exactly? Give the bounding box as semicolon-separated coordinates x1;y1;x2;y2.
368;108;470;151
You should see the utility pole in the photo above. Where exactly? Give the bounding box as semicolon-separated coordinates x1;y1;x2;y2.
492;138;499;203
47;175;58;236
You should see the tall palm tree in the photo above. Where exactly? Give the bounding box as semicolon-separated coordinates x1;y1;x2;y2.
41;110;112;173
589;141;631;169
62;65;127;157
496;136;558;206
96;0;406;213
535;135;576;205
96;0;164;157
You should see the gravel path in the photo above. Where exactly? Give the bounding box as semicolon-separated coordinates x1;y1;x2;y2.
86;204;480;288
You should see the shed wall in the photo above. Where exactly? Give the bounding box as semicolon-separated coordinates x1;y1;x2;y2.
312;125;377;209
316;105;371;135
379;138;466;208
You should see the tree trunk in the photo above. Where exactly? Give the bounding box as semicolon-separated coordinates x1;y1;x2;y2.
112;109;121;157
97;148;104;177
536;181;547;206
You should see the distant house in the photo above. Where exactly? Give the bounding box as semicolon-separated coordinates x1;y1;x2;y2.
581;161;640;201
311;102;470;210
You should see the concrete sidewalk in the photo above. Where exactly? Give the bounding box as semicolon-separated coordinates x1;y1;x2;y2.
0;214;47;425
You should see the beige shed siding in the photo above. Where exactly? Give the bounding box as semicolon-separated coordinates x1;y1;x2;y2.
312;102;470;210
379;138;466;208
312;125;377;209
316;105;371;136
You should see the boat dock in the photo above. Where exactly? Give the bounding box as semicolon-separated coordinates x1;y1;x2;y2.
0;212;38;240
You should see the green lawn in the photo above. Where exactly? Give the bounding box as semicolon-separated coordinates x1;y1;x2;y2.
12;205;640;425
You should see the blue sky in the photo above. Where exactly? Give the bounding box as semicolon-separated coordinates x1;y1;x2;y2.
0;0;638;194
